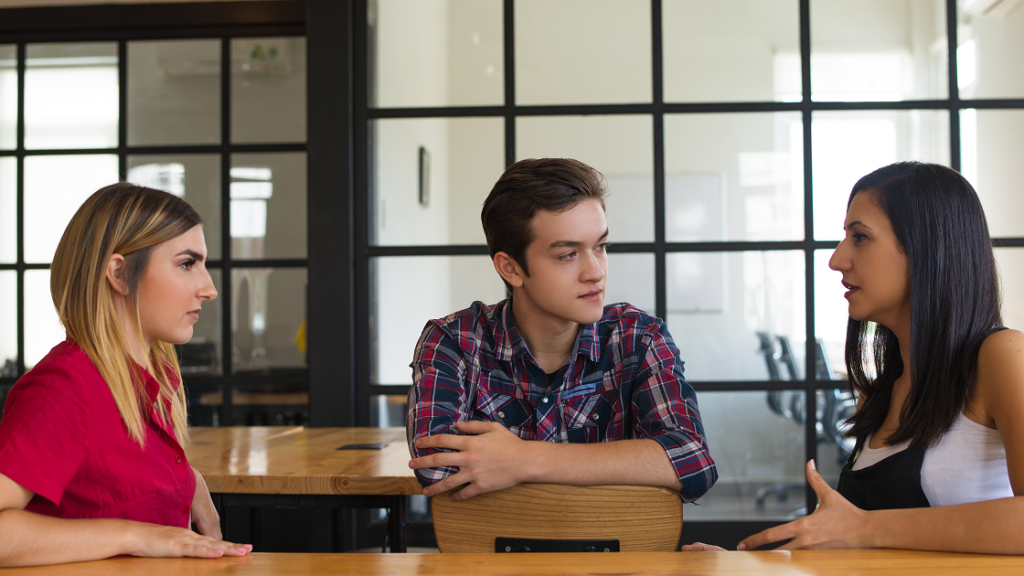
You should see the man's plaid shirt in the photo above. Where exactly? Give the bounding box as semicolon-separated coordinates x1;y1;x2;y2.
406;299;717;502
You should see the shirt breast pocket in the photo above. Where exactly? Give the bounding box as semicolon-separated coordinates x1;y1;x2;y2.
473;386;533;434
562;391;616;444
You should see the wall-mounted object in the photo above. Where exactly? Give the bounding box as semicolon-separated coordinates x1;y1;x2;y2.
418;145;430;207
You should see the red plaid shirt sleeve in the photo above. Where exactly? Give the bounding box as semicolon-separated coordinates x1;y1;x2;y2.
406;321;470;486
631;319;718;502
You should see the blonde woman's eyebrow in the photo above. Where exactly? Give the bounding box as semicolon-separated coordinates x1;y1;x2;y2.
176;249;206;262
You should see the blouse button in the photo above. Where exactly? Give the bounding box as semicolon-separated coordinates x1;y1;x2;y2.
183;504;190;514
175;455;182;463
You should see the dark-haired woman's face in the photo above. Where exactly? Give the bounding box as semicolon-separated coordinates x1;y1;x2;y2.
828;191;911;331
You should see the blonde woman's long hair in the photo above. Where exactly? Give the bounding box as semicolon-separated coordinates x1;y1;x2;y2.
51;183;202;446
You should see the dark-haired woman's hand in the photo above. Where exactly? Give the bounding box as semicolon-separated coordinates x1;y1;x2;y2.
737;460;872;550
680;542;726;552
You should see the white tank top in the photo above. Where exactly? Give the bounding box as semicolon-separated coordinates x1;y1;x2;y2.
851;412;1013;506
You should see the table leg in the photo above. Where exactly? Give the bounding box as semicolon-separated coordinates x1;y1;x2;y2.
250;507;263;551
389;496;408;553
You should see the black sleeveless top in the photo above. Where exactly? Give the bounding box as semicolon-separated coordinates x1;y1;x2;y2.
836;440;930;510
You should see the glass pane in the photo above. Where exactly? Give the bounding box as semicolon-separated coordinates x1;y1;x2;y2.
517;115;653;242
371;0;503;108
961;109;1024;238
958;3;1024;99
373;255;506;384
372;117;504;246
230;267;307;373
0;157;15;263
810;0;948;101
127;154;222;259
0;45;15;150
0;271;15;376
664;113;803;242
606;252;654;316
179;268;222;376
128;39;220;146
686;390;806;520
815;387;857;489
230;152;306;260
25;43;118;149
663;0;800;103
24;154;119;263
231;37;306;144
814;249;848;382
515;0;651;105
25;269;63;370
811;110;950;241
666;250;806;381
995;248;1024;337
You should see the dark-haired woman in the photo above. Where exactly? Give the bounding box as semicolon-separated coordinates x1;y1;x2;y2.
686;162;1024;553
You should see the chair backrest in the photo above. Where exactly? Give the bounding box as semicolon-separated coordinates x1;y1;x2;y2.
431;483;683;553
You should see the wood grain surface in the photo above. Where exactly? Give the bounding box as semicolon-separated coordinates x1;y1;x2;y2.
432;483;683;552
5;550;1024;575
185;427;421;495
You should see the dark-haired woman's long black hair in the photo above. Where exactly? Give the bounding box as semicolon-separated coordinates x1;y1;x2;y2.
843;162;1003;449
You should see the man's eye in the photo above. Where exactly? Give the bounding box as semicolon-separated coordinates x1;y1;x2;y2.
558;252;576;261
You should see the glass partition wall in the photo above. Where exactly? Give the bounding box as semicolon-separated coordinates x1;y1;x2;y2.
359;0;1024;538
0;30;308;427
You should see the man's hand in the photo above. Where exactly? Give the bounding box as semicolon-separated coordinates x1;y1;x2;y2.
737;460;871;550
409;421;531;501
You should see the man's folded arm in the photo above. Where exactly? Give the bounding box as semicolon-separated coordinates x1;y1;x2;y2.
406;323;471;487
631;321;718;502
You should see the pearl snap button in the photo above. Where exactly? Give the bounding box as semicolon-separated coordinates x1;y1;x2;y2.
497;411;505;419
541;397;549;404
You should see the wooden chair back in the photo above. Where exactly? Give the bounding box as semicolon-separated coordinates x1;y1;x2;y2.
431;483;683;553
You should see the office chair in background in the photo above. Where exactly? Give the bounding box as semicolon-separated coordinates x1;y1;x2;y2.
755;333;856;511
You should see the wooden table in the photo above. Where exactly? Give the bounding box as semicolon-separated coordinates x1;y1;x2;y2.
185;427;421;552
6;550;1024;575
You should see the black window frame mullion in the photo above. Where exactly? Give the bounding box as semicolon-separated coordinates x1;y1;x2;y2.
799;0;818;514
353;0;372;428
946;0;961;172
219;35;233;424
503;0;516;168
651;0;666;321
15;41;26;378
117;39;127;178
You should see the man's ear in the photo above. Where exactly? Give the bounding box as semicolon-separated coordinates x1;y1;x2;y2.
106;254;130;296
492;252;526;288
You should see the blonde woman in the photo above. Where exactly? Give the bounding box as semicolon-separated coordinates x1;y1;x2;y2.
0;183;251;567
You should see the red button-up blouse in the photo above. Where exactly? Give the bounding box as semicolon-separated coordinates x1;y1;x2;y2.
0;340;196;527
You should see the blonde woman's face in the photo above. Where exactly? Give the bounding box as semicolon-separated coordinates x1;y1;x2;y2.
137;225;217;349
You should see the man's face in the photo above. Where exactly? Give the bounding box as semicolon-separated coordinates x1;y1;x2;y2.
515;199;609;326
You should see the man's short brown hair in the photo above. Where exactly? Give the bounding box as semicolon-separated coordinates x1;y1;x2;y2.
481;158;607;290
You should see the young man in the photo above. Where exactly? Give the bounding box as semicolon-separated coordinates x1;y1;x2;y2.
406;158;717;502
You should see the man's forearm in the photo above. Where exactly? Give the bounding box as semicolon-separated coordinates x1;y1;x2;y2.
521;438;683;491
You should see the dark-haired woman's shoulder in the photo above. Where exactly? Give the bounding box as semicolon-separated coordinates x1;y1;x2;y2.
970;329;1024;440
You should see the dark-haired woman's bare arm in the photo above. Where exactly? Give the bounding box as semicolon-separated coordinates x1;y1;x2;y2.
735;329;1024;554
0;472;251;567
